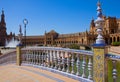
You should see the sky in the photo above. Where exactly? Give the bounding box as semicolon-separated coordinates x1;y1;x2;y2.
0;0;120;36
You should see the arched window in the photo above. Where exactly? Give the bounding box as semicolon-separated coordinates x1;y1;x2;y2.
113;37;116;42
117;37;119;42
110;37;112;44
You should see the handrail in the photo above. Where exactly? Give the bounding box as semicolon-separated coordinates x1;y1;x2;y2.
106;54;120;61
22;46;93;56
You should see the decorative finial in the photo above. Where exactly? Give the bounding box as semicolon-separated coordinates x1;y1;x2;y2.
94;0;105;45
97;0;101;6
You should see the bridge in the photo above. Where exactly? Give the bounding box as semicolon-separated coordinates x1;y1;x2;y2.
0;46;120;82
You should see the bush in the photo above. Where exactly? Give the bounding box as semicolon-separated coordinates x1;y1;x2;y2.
69;44;79;49
111;42;120;46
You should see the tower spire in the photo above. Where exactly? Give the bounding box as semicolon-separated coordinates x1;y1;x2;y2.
94;0;105;45
2;8;4;14
19;25;22;33
1;8;6;25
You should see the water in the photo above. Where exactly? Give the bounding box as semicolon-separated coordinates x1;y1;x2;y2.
5;37;20;48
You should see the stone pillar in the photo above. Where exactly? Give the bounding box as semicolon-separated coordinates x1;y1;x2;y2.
93;45;108;82
93;1;108;81
16;44;22;66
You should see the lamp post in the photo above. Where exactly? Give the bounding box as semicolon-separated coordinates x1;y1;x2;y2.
23;19;28;47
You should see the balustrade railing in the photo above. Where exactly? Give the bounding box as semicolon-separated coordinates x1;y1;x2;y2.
20;47;120;82
0;46;119;82
106;54;120;82
0;51;16;65
21;47;93;82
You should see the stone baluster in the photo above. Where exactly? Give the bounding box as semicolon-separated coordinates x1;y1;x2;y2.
71;53;75;74
26;51;31;64
36;51;39;65
35;51;37;65
25;50;31;64
28;51;31;64
44;50;47;67
82;55;86;78
58;51;62;71
76;53;80;76
25;51;28;63
30;51;32;64
62;51;66;72
66;52;70;73
33;51;35;65
7;56;8;63
88;56;92;79
7;56;9;63
34;51;37;65
51;50;54;68
47;50;50;68
112;60;117;82
30;50;33;64
10;53;12;63
8;55;12;63
54;51;58;69
10;55;12;63
41;50;44;66
31;51;34;64
32;51;34;64
43;50;45;66
38;51;41;66
9;55;10;63
9;55;11;63
31;51;33;64
27;51;29;64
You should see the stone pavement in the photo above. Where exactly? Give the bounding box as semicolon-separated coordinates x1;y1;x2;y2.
0;64;79;82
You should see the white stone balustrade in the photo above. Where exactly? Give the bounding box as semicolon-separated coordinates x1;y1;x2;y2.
0;46;119;82
21;47;94;81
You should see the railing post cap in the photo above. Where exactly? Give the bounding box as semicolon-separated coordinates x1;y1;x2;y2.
17;43;23;47
92;43;106;48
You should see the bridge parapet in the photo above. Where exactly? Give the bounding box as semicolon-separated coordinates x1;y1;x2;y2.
20;46;93;82
0;46;119;82
20;46;120;82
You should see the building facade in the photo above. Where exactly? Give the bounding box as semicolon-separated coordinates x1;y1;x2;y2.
1;9;120;47
0;10;15;46
20;16;120;47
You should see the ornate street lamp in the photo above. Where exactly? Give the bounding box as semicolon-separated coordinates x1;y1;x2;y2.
23;19;28;47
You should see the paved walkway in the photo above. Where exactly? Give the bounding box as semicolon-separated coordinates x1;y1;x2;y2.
0;64;79;82
109;46;120;55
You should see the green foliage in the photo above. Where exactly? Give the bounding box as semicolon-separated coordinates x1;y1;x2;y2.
111;42;120;46
69;44;79;49
85;46;91;50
